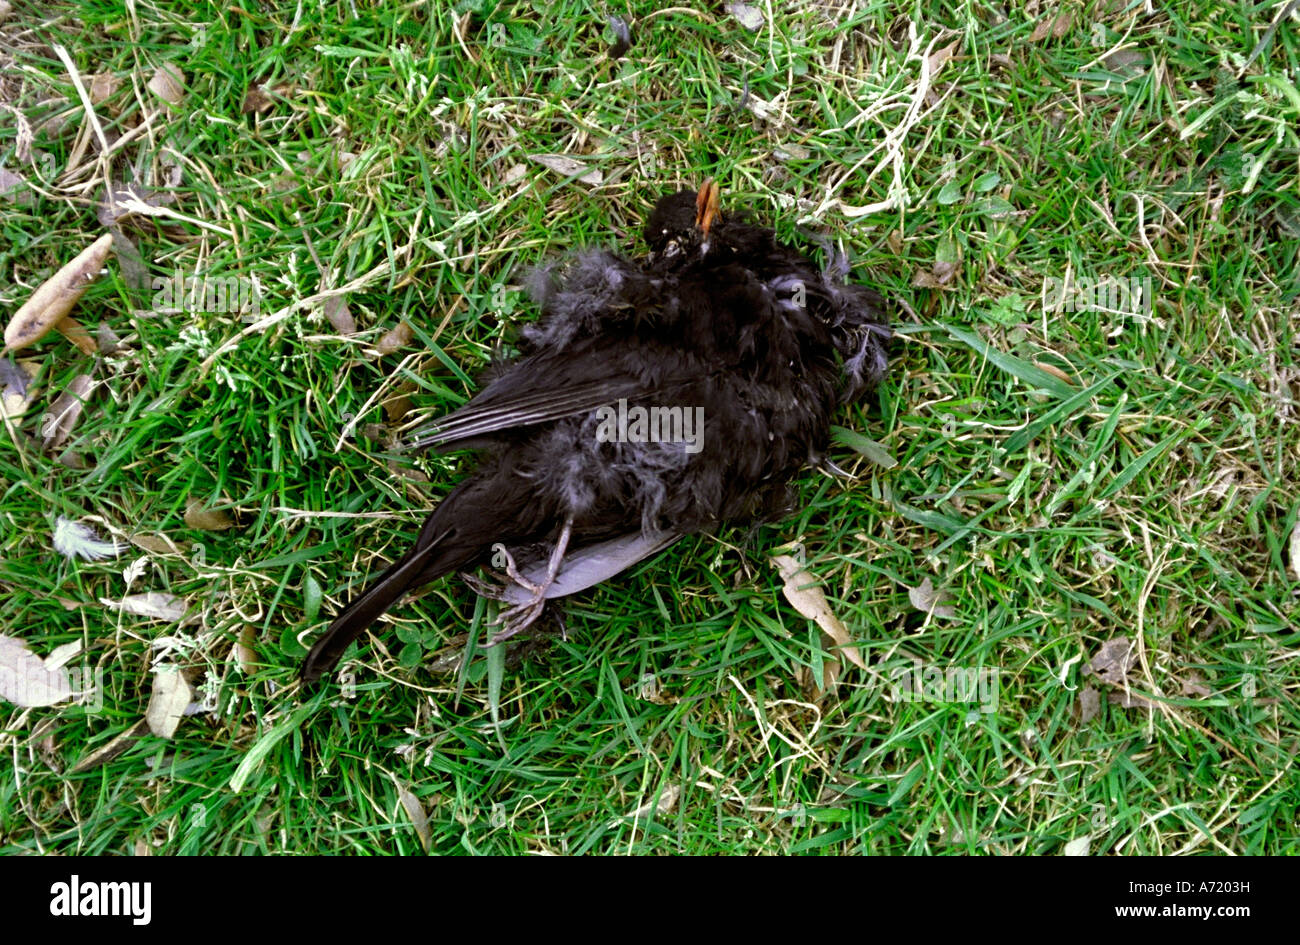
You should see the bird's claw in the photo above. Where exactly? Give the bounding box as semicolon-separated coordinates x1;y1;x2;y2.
464;517;575;646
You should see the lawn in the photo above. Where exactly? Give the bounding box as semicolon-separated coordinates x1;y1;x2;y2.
1;0;1296;854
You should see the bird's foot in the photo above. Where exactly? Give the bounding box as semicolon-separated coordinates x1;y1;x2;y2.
461;518;575;646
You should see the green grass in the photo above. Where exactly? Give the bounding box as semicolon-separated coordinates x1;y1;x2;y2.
1;0;1297;854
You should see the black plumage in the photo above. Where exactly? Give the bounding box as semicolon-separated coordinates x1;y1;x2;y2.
301;181;889;684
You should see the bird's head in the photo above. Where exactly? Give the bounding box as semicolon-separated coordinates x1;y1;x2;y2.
644;179;722;264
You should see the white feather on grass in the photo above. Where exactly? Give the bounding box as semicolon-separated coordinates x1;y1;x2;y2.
53;517;124;562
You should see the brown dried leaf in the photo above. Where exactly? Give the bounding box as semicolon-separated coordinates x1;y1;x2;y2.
0;166;31;205
56;317;98;355
42;373;94;452
89;72;119;104
234;624;258;674
69;719;148;773
1083;637;1134;686
926;39;959;77
129;533;191;555
1180;673;1212;698
387;457;430;483
772;554;865;669
97;321;126;355
397;785;432;853
145;666;191;738
625;784;680;822
1;358;40;420
1108;688;1157;710
1029;12;1072;42
1033;360;1076;387
383;392;414;422
0;635;75;707
4;233;114;351
184;498;235;531
242;84;274;114
528;154;603;187
1078;685;1101;723
912;259;961;288
147;64;186;105
908;576;957;619
373;320;414;356
323;295;356;334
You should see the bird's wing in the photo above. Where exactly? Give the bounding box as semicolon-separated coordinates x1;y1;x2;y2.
410;343;699;451
499;531;683;604
412;375;648;450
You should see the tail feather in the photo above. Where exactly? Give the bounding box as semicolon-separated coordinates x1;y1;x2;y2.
300;529;451;684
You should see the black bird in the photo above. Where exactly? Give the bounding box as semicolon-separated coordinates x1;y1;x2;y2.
301;180;889;684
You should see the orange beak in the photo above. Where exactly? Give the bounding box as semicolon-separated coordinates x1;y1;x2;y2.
695;179;721;238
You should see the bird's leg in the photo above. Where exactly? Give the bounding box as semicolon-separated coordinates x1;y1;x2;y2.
486;516;574;645
460;540;544;598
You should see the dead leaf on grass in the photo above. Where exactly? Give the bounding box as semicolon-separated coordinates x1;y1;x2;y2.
1029;12;1072;42
41;373;94;452
1;358;40;420
56;318;98;355
0;635;75;707
1083;637;1134;686
1108;689;1158;710
234;624;258;674
88;72;119;104
4;233;114;351
145;667;191;738
726;2;765;31
69;719;149;773
372;320;413;356
912;259;961;288
184;498;235;531
624;784;680;822
396;784;432;853
529;154;603;187
147;65;185;106
1078;685;1101;723
322;295;356;335
1062;834;1091;856
908;576;957;619
772;554;865;669
0;166;32;205
129;533;192;555
926;39;959;77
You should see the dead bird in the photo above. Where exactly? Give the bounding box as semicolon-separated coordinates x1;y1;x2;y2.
301;180;889;683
